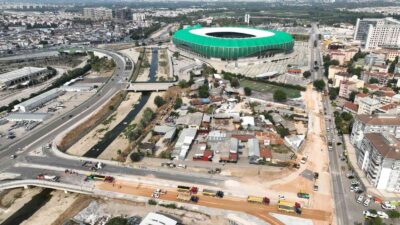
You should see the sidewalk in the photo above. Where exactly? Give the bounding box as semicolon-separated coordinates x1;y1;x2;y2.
344;135;400;199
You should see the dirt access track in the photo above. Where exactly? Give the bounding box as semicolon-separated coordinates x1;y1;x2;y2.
97;181;331;225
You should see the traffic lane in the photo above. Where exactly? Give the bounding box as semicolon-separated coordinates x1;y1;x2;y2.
21;156;226;186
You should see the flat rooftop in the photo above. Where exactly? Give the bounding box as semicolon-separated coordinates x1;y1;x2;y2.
0;67;47;83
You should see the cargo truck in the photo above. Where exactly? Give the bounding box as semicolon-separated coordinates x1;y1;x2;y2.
85;174;114;183
36;174;60;182
177;185;198;194
202;189;224;198
176;193;199;203
247;196;270;205
278;200;302;214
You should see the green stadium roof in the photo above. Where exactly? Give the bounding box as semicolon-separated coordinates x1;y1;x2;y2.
172;25;294;59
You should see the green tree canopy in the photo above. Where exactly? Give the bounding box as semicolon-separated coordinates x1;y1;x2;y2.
313;79;326;92
154;96;165;107
369;78;379;84
273;89;287;102
244;87;252;96
198;84;210;98
230;78;240;88
106;217;127;225
303;71;312;79
174;97;183;109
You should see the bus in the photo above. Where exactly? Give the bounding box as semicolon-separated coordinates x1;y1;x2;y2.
278;200;302;214
247;196;270;205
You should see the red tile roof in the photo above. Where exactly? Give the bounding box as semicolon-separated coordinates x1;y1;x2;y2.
344;102;359;113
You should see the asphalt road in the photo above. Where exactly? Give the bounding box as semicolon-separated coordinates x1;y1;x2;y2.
0;49;130;171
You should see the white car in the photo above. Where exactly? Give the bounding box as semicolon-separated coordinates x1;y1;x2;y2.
364;198;371;207
377;211;389;219
177;164;187;169
300;156;308;164
381;202;396;210
356;195;364;204
363;210;377;218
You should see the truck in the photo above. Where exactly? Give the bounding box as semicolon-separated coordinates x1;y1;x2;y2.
85;174;114;183
82;161;104;171
36;174;60;182
177;185;198;194
278;200;302;214
176;193;199;203
202;189;224;198
297;191;310;199
247;196;270;205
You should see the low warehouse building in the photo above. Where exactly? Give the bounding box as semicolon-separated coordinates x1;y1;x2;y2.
14;88;65;112
0;67;50;88
6;113;51;122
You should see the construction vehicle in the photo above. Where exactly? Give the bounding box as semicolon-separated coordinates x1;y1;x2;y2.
202;189;224;198
36;174;60;182
247;196;270;205
278;200;302;214
297;191;310;199
176;193;199;203
177;185;198;194
85;174;114;183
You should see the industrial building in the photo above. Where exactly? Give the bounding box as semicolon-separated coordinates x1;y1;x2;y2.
0;67;49;88
139;212;178;225
172;128;197;160
173;25;294;60
6;113;50;122
14;88;65;112
354;17;400;49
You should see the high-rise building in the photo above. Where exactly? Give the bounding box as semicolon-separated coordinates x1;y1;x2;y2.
244;14;250;25
132;13;146;23
83;7;113;21
354;17;400;49
115;7;131;21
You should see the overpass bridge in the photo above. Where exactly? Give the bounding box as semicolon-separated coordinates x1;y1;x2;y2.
126;82;176;92
0;179;93;194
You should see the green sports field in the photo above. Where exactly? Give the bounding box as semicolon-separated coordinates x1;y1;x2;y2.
240;80;301;98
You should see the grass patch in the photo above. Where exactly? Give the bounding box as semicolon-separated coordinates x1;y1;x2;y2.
240;80;301;98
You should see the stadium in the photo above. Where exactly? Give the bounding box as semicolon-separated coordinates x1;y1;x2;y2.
172;25;294;60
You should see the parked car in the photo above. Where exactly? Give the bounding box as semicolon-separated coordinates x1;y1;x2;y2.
300;156;308;164
364;198;371;207
381;202;396;210
363;210;377;218
356;195;364;204
377;211;389;219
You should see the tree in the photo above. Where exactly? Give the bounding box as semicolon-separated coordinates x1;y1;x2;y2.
369;78;379;84
230;78;240;88
303;71;311;79
178;80;188;88
130;152;143;162
341;112;353;121
349;91;358;102
244;87;252;96
276;127;289;138
154;96;165;107
105;217;127;225
198;84;209;98
387;210;400;219
174;97;183;109
273;89;287;102
173;51;180;58
388;56;399;73
364;217;384;225
313;79;326;92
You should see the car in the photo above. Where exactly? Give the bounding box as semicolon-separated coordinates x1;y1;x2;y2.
10;154;16;159
356;195;364;204
313;185;319;191
364;198;371;207
355;189;364;194
363;210;378;218
377;211;389;219
381;202;396;210
351;180;360;185
347;174;355;179
300;156;308;164
177;164;187;169
278;194;285;199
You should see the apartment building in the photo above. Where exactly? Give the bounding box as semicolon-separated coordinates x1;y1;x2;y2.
357;133;400;193
351;114;400;149
354;17;400;49
83;7;112;21
357;97;380;115
339;80;358;99
362;71;392;86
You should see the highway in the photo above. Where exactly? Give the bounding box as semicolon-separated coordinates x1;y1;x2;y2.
0;47;226;187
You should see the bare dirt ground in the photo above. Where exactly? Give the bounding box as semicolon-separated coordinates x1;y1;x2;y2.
20;191;80;225
99;92;164;161
67;93;141;156
119;48;141;64
0;188;42;223
97;180;330;225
